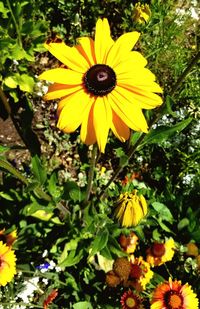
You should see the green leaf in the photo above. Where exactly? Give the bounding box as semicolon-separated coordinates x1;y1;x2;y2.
31;155;47;185
151;202;173;223
4;76;18;88
0;2;9;18
0;145;10;153
18;74;35;92
59;249;84;268
89;229;109;257
73;302;93;309
178;218;189;230
140;117;192;147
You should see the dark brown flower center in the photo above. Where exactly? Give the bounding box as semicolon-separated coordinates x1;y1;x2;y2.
151;243;166;257
83;64;116;96
164;291;183;309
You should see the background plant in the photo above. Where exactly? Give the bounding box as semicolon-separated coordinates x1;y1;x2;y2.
0;0;199;308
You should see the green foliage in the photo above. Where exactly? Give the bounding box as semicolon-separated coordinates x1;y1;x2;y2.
0;0;199;308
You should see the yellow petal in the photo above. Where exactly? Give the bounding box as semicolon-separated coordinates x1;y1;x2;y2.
110;110;130;142
106;31;140;67
95;18;114;63
39;68;83;85
109;88;148;132
80;103;97;145
44;83;82;100
93;96;112;153
116;84;163;109
57;89;92;133
44;41;89;73
76;37;96;66
116;51;148;68
116;67;155;82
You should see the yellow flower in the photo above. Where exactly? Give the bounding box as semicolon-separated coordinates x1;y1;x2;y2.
120;290;145;309
146;238;175;266
126;256;153;291
0;241;17;286
151;278;199;309
114;190;148;227
39;18;162;153
133;2;151;24
0;228;17;247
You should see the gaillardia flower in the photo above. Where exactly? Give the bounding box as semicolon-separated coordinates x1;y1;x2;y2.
0;241;17;286
114;190;147;227
146;238;175;267
121;290;144;309
119;232;138;254
39;18;162;152
126;256;153;291
0;228;17;247
151;278;199;309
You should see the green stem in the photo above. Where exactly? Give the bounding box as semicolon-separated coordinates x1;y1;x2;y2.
6;0;22;47
84;145;97;204
98;51;200;199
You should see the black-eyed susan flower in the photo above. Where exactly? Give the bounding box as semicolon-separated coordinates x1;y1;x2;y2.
114;190;147;227
151;278;199;309
146;238;175;267
126;256;153;291
0;228;17;247
0;241;17;286
120;290;144;309
119;232;138;254
39;18;162;153
133;3;151;24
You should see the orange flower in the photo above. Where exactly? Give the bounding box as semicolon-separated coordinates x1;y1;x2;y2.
151;278;199;309
121;290;144;309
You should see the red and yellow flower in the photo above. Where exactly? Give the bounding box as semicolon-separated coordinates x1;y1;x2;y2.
121;290;144;309
151;278;199;309
126;256;153;291
39;18;162;153
146;238;175;267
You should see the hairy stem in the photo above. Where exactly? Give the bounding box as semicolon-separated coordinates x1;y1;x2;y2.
98;51;200;199
84;145;97;204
